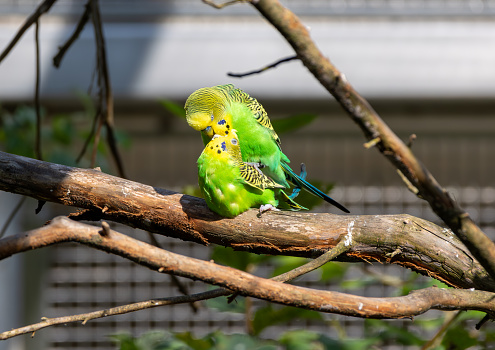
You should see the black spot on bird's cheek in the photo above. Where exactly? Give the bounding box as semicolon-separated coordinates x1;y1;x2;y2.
225;131;229;135
226;125;230;129
217;150;221;154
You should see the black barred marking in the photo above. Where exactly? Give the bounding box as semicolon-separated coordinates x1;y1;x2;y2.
228;87;282;146
238;163;283;191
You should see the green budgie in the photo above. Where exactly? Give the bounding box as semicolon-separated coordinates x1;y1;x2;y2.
197;129;305;217
185;84;349;213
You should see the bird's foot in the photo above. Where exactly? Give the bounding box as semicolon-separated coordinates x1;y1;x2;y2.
259;204;280;215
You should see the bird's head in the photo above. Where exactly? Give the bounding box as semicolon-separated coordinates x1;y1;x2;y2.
184;86;230;137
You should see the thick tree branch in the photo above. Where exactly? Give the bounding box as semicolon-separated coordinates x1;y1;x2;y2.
1;216;495;341
250;0;495;283
0;152;492;291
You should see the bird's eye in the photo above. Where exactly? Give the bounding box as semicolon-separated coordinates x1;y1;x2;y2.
231;138;238;145
210;113;214;121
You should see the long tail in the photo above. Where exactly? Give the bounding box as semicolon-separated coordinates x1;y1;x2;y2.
281;162;350;213
280;191;307;211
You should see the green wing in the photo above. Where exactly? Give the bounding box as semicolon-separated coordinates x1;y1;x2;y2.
227;86;282;147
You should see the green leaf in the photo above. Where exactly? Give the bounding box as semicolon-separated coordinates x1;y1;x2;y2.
319;261;347;282
210;245;269;271
205;293;246;313
340;275;376;290
174;332;213;350
160;100;186;119
364;319;424;346
271;114;317;134
278;330;320;350
176;331;277;350
270;256;308;277
252;304;323;336
442;326;478;349
110;331;194;350
279;330;379;350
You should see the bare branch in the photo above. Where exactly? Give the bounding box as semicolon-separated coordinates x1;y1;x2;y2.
53;2;91;68
34;19;42;161
89;0;126;178
421;311;463;350
0;224;351;340
0;287;230;340
250;0;495;283
202;0;249;9
0;151;493;291
0;0;57;63
0;196;26;239
1;216;495;342
228;55;298;78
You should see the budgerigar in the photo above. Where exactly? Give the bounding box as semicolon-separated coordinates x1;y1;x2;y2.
185;84;349;213
197;130;305;218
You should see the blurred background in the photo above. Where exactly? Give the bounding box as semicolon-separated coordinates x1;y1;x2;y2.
1;0;495;349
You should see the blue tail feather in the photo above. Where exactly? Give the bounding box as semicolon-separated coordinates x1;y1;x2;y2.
288;163;306;199
281;162;350;213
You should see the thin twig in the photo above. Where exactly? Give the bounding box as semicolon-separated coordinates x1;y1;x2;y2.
0;196;26;239
421;311;463;350
89;0;126;178
0;0;57;63
228;239;350;302
228;55;299;78
407;134;417;148
476;313;492;330
91;108;104;168
33;19;46;213
53;1;92;68
34;19;42;161
0;288;230;340
202;0;249;9
273;239;349;283
76;104;100;164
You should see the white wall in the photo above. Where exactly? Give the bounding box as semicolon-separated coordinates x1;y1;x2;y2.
1;16;495;102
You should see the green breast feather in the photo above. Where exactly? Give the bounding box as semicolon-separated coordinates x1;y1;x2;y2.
197;130;305;217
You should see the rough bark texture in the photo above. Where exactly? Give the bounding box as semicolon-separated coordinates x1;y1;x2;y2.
0;151;492;291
